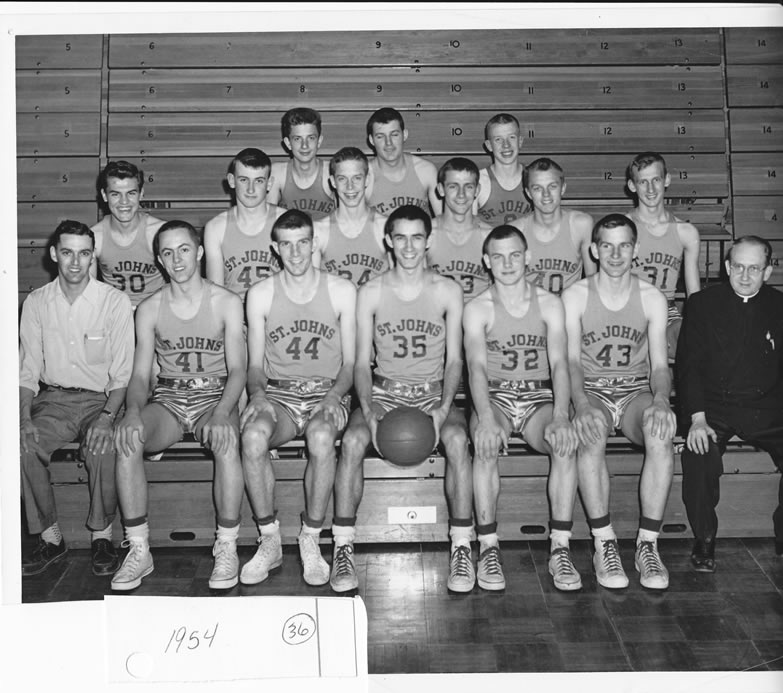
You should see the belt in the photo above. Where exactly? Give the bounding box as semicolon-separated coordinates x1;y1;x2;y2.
585;375;647;387
41;383;100;394
157;376;227;390
488;378;552;391
373;374;442;397
267;377;335;394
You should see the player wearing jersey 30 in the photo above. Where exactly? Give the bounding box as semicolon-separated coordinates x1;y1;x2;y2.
240;210;356;587
313;147;389;288
112;221;247;592
512;158;595;296
204;148;285;302
463;226;580;591
562;214;676;591
626;152;701;359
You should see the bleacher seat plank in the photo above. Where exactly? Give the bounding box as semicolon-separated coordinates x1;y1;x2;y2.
107;109;727;157
17;201;100;244
726;65;783;107
17;113;101;156
17;246;53;294
730;153;783;195
15;34;104;70
724;27;783;65
729;108;783;152
107;30;721;69
107;66;724;112
732;195;783;237
16;69;102;112
17;156;100;201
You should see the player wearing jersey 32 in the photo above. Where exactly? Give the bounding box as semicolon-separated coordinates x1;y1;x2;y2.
463;225;580;591
562;214;676;591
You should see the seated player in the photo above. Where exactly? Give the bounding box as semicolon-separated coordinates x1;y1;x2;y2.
267;107;335;221
365;107;440;217
331;205;473;593
313;146;389;287
463;226;579;591
112;220;247;591
625;152;701;358
427;157;493;303
204;148;285;302
91;160;166;308
20;220;134;577
512;157;596;295
562;214;676;591
476;113;530;226
239;210;356;586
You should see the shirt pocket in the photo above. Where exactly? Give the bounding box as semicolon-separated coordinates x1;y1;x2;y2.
84;329;109;365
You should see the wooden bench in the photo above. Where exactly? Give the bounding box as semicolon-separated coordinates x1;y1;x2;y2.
47;435;779;549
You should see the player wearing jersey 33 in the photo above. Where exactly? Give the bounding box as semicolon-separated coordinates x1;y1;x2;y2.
240;210;356;587
562;214;676;591
463;225;580;591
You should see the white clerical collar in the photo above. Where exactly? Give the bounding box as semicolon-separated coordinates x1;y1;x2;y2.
734;288;760;303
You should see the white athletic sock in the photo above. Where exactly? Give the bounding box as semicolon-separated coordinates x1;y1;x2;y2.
637;528;659;546
91;525;112;543
478;532;499;550
300;522;321;538
449;525;474;547
549;529;571;551
258;519;280;538
216;524;239;543
126;521;150;547
332;524;356;547
41;523;62;545
591;523;616;549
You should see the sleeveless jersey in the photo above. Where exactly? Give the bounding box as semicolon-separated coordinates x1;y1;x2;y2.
221;206;281;299
629;210;684;301
426;225;489;302
374;273;446;384
278;161;335;221
321;210;389;287
155;281;226;378
520;210;583;295
97;213;165;307
367;154;430;216
477;167;530;226
580;276;649;379
486;286;550;381
264;271;342;380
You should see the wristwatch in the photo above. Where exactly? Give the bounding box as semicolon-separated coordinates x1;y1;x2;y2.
99;408;116;422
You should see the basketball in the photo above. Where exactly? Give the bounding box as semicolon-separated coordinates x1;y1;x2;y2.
376;406;437;467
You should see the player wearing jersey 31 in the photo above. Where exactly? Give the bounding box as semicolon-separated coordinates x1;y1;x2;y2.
463;226;580;591
240;210;356;587
112;221;247;592
562;214;676;591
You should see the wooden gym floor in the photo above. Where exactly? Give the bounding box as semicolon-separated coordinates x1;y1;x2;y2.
20;526;783;674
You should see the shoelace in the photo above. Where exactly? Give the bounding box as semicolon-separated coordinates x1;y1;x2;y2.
333;544;355;577
480;546;502;575
551;547;577;575
118;539;145;575
637;541;664;574
601;540;624;574
212;540;236;573
450;545;473;578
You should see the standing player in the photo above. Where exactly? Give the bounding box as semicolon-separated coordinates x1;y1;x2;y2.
476;113;530;226
512;158;596;295
111;221;247;591
313;147;389;287
204;148;285;302
91;160;166;308
427;157;493;303
464;226;580;591
20;220;133;577
625;152;701;358
267;107;335;221
365;107;440;217
330;205;473;593
562;214;676;590
239;210;356;586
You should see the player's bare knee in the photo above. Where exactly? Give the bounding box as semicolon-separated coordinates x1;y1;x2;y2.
305;420;337;456
339;426;370;465
241;422;272;459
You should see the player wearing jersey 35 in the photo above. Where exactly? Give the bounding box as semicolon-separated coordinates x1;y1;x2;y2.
562;214;676;591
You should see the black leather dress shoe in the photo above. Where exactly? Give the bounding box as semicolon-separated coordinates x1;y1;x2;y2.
690;537;716;573
22;537;68;576
91;538;120;576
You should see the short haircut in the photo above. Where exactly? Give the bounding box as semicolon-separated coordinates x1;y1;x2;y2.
99;160;143;192
482;224;527;256
272;208;314;242
437;157;480;186
592;213;638;245
627;151;668;182
367;107;405;137
523;157;565;189
329;146;369;177
53;219;95;249
281;107;322;138
384;204;432;238
484;113;520;140
153;220;200;257
727;235;773;267
228;147;271;175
